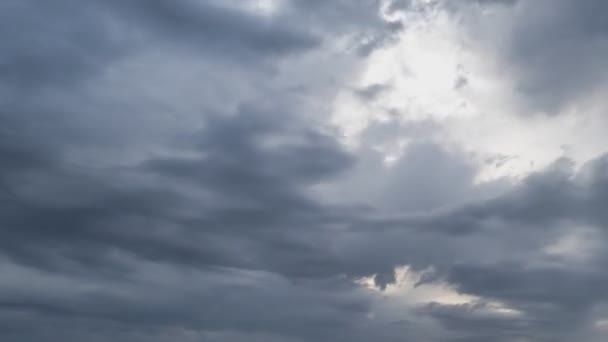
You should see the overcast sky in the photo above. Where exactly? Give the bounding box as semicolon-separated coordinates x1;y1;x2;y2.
2;1;608;341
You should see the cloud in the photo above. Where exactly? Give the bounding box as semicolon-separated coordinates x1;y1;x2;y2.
449;0;608;115
3;1;608;341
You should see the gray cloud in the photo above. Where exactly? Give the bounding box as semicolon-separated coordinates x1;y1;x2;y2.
3;1;608;341
449;0;608;114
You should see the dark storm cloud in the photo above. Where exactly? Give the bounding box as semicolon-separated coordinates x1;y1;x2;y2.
0;0;322;93
450;0;608;114
407;155;608;340
506;0;608;114
0;0;408;281
0;2;384;340
0;105;353;277
0;105;371;341
309;152;608;340
423;267;604;342
0;264;376;342
3;1;608;342
441;156;608;231
0;0;123;90
5;102;608;340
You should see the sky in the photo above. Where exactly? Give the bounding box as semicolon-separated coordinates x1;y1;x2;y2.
2;0;608;341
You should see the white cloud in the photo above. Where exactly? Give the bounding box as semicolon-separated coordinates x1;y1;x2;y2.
330;1;608;183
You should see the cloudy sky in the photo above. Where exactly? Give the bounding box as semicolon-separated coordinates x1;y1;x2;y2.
2;0;608;341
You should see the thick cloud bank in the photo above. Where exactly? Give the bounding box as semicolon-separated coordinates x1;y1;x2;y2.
2;1;608;341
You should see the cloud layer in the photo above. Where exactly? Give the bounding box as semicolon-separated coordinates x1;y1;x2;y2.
2;1;608;341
